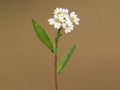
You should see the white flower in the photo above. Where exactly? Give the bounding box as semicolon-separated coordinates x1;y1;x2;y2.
48;18;55;25
65;19;73;27
63;9;69;14
70;12;80;25
48;19;60;29
54;8;69;15
48;8;80;33
54;8;64;15
48;15;63;29
65;25;74;33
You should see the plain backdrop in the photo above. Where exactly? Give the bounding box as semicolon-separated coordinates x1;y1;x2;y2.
0;0;120;90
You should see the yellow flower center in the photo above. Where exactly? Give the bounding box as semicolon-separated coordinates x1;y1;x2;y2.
55;18;60;23
57;11;62;14
70;17;74;22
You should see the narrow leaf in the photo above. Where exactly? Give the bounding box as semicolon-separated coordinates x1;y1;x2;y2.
32;19;53;52
57;45;76;74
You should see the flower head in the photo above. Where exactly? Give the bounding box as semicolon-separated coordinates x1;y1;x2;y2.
54;8;68;15
48;7;80;33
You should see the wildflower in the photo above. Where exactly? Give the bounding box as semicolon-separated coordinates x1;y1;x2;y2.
70;12;80;25
48;8;80;33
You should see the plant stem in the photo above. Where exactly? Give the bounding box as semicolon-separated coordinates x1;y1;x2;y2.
54;55;58;90
54;29;62;90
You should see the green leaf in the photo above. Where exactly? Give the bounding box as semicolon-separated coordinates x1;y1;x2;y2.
32;19;53;52
57;45;76;74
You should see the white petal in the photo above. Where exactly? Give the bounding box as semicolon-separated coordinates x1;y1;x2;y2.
70;12;77;18
73;18;80;25
64;25;74;33
74;18;80;22
59;16;65;22
62;23;66;28
74;21;79;25
65;29;68;33
54;23;61;29
64;14;70;20
48;18;55;25
54;15;58;19
65;28;71;33
54;7;65;15
63;9;69;14
66;20;73;26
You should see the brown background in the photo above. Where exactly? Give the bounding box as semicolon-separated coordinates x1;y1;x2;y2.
0;0;120;90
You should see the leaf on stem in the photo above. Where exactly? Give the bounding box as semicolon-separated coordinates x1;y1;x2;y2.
57;45;76;74
32;19;53;52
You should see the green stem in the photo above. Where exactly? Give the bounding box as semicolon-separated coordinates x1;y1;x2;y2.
54;28;62;90
54;55;58;90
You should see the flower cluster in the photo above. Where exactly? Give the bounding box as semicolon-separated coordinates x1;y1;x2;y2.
48;8;80;33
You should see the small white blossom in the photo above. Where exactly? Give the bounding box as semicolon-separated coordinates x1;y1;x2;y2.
48;18;55;25
63;9;69;14
48;7;80;33
54;8;64;15
70;12;80;25
62;23;66;28
65;25;74;33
